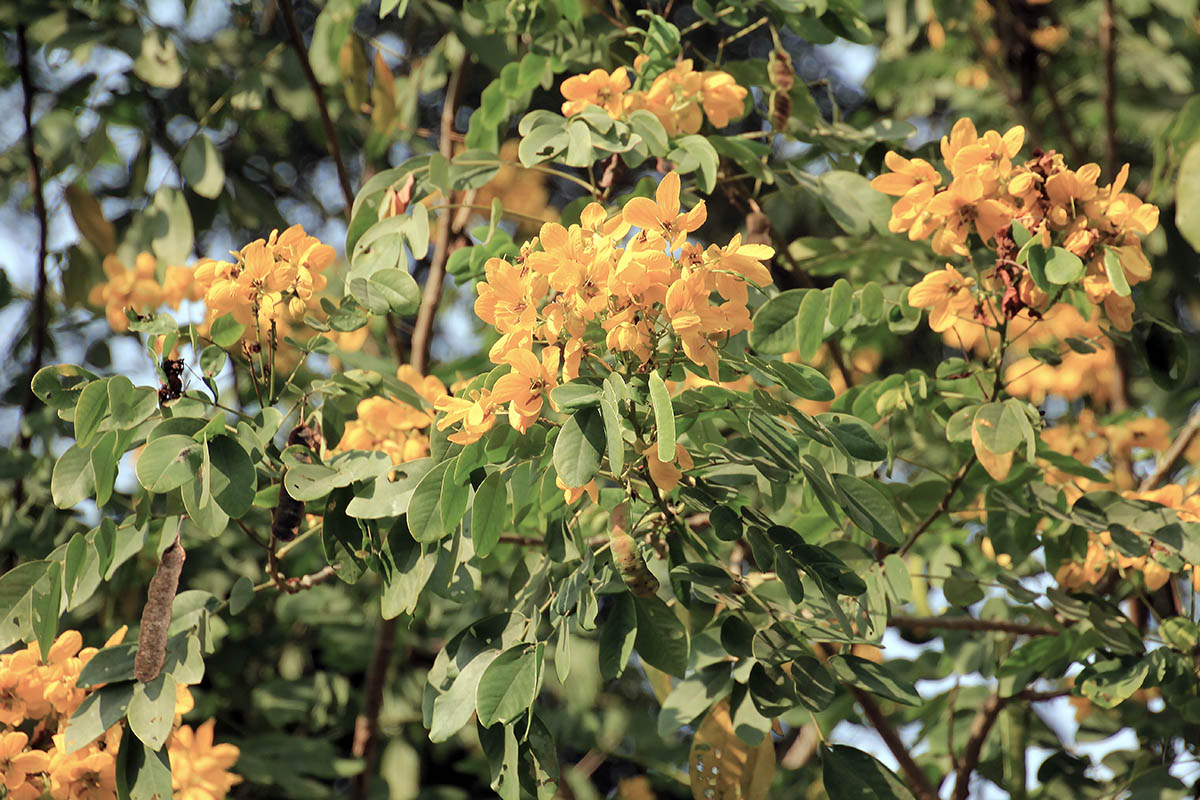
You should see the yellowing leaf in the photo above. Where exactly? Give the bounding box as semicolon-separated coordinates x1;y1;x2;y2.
971;422;1013;481
65;185;116;255
340;34;369;111
689;698;776;800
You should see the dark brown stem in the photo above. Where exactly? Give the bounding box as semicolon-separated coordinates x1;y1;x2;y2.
1139;410;1200;492
890;615;1058;637
409;58;466;374
16;24;49;454
1100;0;1118;177
847;686;939;800
953;693;1005;800
349;58;468;800
278;0;355;215
897;455;975;557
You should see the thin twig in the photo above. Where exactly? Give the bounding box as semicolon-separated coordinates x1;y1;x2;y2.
848;686;939;800
16;24;49;455
349;56;469;800
953;693;1005;800
897;455;975;557
1138;409;1200;492
278;0;355;214
1099;0;1118;177
889;615;1059;637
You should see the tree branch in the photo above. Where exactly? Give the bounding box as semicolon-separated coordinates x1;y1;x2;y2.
1139;409;1200;492
952;693;1004;800
847;685;939;800
349;55;468;800
898;455;975;557
278;0;355;215
16;24;49;454
889;615;1059;637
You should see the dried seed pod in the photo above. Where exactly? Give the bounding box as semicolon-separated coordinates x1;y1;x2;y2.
134;536;186;683
768;48;796;133
272;423;320;542
610;502;659;598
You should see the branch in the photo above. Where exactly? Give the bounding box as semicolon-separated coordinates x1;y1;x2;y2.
349;56;469;800
278;0;355;215
889;615;1059;637
1139;409;1200;492
1099;0;1118;177
847;686;939;800
952;693;1004;800
409;57;467;374
897;455;975;557
16;24;49;454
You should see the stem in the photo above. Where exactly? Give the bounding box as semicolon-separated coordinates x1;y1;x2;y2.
278;0;355;215
1138;409;1200;492
952;693;1005;800
897;455;975;557
847;685;939;800
16;24;49;456
889;615;1058;637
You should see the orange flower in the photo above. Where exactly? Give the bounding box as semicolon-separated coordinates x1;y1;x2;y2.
435;388;499;445
560;67;631;118
491;347;561;433
168;718;243;800
556;474;599;505
643;441;694;493
622;171;707;249
907;265;976;332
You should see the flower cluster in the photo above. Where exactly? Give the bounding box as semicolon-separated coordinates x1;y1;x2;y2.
0;629;241;800
436;171;773;490
876;118;1159;331
561;60;748;135
88;253;201;332
193;225;336;341
335;365;448;465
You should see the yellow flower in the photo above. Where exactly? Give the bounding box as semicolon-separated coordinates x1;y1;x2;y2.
699;70;748;127
556;474;599;505
560;67;631;118
907;265;976;332
0;731;49;794
491;347;561;433
643;441;694;494
622;171;707;249
435;387;499;445
168;718;243;800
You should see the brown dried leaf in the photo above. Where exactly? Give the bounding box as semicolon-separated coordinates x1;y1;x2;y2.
689;698;777;800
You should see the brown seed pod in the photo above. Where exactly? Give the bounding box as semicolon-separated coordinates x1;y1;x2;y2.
134;536;186;683
768;48;796;133
272;423;320;542
610;503;659;598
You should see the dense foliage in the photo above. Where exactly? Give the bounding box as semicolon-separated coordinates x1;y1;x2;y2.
4;1;1200;798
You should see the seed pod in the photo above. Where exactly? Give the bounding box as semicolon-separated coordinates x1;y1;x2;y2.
134;536;186;683
610;503;659;598
768;48;796;133
272;423;320;542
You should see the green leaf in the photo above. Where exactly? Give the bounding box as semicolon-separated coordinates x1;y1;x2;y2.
32;561;61;660
832;475;902;546
472;471;508;557
519;122;569;167
207;434;256;518
600;398;625;476
136;434;203;493
128;673;176;750
476;644;540;727
634;595;689;678
627;109;668;155
439;463;470;535
647;372;675;463
564;119;593;167
553;407;605;489
1176;141;1200;252
769;361;835;401
78;642;138;687
796;288;830;361
91;430;121;507
147;186;193;266
750;289;805;354
822;745;914;800
550;382;602;410
598;592;638;680
828;655;921;705
820;171;892;236
0;560;52;650
431;648;501;742
229;577;254;615
208;313;245;348
52;440;95;508
827;278;852;331
819;413;886;461
709;504;743;541
1103;246;1131;296
1043;247;1086;284
115;732;173;800
180;134;225;198
64;683;135;753
407;459;454;543
74;378;109;446
669;134;719;193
